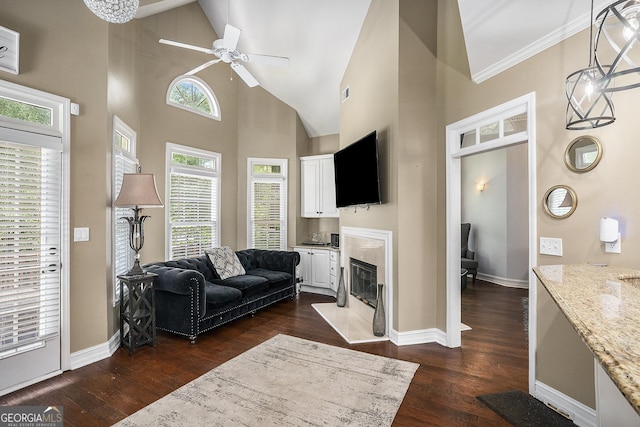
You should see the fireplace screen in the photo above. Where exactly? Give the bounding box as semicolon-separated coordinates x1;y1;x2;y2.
350;258;378;308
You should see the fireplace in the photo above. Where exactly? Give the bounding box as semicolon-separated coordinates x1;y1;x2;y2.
311;227;392;344
350;258;378;308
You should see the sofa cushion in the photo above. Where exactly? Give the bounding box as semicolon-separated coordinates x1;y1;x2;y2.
246;268;293;288
204;282;243;308
206;246;245;280
217;274;269;297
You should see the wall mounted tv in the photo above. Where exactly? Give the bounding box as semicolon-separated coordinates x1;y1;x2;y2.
333;130;382;208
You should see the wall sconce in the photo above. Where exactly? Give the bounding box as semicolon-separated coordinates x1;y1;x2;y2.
475;182;486;192
600;217;621;253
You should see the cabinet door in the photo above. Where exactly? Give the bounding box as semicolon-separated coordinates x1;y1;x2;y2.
311;250;331;289
301;159;320;217
296;250;313;285
319;158;338;217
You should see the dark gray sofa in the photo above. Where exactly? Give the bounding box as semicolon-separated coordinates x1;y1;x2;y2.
143;249;300;343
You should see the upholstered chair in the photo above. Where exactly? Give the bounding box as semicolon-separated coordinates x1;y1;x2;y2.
461;223;478;284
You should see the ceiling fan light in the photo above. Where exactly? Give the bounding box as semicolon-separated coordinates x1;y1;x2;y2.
83;0;139;24
565;66;616;129
594;0;640;91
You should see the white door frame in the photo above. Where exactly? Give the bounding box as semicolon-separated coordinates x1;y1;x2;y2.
0;79;71;394
445;92;537;393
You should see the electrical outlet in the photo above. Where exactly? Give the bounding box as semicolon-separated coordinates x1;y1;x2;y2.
605;233;621;254
540;237;563;256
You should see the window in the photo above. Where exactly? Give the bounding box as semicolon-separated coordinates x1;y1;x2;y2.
166;76;220;121
112;116;137;304
248;158;287;250
167;143;220;259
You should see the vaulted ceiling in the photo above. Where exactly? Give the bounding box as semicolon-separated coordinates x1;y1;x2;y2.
137;0;610;137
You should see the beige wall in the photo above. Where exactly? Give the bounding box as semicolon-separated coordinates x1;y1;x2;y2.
236;83;305;249
340;0;440;332
0;0;111;352
340;0;400;325
0;1;305;354
137;3;240;260
436;0;640;410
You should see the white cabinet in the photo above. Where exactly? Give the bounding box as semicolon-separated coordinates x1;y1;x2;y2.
301;154;338;218
595;359;640;426
294;247;339;297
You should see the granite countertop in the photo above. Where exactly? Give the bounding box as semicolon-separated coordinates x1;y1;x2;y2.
533;264;640;415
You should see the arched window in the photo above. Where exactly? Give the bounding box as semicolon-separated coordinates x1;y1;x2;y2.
166;76;221;120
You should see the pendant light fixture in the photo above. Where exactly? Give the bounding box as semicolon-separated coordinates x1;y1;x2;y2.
566;0;616;130
594;0;640;92
83;0;139;24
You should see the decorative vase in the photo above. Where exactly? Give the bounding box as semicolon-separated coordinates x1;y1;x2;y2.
373;283;385;336
336;266;346;307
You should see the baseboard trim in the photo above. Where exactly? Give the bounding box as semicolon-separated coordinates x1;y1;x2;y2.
477;273;528;289
535;380;596;427
69;331;120;370
390;327;447;347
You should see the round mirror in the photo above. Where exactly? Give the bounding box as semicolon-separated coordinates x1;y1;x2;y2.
543;185;577;219
565;135;602;173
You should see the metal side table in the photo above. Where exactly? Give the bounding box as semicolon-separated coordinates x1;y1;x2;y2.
118;272;157;355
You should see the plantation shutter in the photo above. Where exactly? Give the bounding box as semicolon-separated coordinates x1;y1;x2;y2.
250;178;285;250
169;171;218;259
113;152;137;285
0;138;61;353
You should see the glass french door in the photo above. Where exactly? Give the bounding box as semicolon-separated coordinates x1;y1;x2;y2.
0;128;62;394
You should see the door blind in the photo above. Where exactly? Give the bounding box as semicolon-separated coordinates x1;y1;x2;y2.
0;140;61;352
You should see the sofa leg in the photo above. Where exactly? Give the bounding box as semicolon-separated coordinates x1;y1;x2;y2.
189;335;197;344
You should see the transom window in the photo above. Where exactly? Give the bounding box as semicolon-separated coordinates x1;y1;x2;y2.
166;76;220;121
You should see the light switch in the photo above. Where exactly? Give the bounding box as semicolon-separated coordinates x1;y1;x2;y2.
74;227;90;242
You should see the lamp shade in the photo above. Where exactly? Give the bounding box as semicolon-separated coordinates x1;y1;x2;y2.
114;173;163;208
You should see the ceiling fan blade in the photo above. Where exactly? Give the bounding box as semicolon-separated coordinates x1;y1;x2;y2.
222;24;242;50
185;59;221;76
243;53;289;67
231;62;259;87
159;39;214;54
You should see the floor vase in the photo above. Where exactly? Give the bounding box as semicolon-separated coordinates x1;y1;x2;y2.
373;283;385;336
336;266;346;307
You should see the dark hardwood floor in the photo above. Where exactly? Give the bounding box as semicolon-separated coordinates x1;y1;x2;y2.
0;279;528;426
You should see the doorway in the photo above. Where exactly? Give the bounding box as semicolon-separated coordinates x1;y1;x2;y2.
0;80;71;395
445;92;537;393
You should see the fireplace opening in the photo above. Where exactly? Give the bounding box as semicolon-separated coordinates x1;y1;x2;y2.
350;258;378;308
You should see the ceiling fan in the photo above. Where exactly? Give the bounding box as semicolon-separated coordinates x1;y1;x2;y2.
159;24;289;87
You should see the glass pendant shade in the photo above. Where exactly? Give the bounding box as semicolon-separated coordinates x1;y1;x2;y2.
594;0;640;91
566;66;615;129
83;0;139;24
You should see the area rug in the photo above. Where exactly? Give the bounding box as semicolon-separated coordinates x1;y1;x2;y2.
113;334;419;427
477;390;575;426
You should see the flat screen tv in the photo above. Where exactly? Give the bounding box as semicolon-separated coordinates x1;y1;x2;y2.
333;130;382;208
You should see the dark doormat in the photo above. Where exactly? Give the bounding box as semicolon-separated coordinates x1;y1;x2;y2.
477;390;575;426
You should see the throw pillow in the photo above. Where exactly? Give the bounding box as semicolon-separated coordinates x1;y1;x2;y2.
206;246;246;280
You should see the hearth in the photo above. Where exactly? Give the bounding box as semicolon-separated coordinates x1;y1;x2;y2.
350;258;378;308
